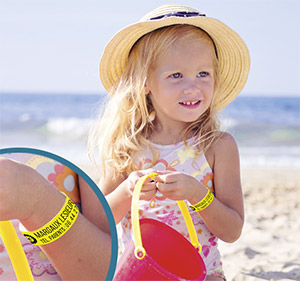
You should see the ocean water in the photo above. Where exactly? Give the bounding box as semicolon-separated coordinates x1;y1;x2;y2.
0;93;299;168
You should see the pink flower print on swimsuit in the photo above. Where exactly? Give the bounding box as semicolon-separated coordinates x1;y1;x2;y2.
23;243;57;277
202;237;217;258
200;172;214;193
157;209;179;226
0;243;6;277
190;161;215;193
133;153;179;172
48;164;80;204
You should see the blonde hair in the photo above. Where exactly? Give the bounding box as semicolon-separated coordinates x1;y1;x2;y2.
89;25;221;179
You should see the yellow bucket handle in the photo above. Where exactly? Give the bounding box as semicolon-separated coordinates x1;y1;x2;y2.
132;173;202;260
0;221;34;281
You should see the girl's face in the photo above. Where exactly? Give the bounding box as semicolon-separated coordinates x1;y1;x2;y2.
146;38;215;132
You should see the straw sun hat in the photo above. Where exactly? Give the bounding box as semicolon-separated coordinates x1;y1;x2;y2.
99;5;250;111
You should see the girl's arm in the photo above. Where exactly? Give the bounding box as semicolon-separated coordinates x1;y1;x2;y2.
0;158;111;280
199;132;244;242
156;132;244;243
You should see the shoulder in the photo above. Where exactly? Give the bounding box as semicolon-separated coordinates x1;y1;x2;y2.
214;131;238;153
205;132;239;171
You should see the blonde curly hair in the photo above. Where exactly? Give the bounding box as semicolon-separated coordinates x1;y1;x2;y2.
89;25;221;179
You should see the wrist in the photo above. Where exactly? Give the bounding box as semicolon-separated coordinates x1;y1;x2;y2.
121;179;135;202
107;179;133;224
189;189;214;212
20;192;79;245
20;187;66;232
188;183;208;205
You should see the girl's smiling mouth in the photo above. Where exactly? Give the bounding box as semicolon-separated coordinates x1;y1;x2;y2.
179;100;201;108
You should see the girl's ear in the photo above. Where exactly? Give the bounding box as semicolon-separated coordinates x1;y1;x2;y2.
144;79;150;95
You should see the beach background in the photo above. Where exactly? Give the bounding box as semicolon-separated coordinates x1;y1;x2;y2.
1;0;300;280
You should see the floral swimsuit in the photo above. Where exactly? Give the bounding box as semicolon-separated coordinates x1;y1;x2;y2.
119;138;225;278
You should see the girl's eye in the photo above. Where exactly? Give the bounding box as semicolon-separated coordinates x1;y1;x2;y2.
170;73;182;78
198;72;209;77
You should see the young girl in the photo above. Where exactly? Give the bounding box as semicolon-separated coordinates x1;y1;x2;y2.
90;4;250;280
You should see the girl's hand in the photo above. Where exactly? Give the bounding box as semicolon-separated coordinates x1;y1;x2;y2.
0;157;51;222
155;171;206;203
126;169;157;201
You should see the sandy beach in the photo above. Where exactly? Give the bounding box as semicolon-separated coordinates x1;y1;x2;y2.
82;165;300;281
219;167;300;281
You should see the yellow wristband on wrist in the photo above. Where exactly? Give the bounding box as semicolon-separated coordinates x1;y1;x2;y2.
189;189;214;211
21;193;79;245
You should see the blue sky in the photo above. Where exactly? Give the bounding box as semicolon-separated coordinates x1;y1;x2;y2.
0;0;299;96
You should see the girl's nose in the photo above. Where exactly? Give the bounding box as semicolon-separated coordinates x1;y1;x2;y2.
183;79;200;95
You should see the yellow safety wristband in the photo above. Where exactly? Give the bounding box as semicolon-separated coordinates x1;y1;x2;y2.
20;193;79;245
189;190;214;211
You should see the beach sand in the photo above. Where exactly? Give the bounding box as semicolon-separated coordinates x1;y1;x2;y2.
219;168;300;281
81;165;300;281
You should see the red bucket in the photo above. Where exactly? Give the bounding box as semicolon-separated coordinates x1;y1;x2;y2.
113;173;207;281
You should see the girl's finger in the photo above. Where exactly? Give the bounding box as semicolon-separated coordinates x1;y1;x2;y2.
155;173;178;184
156;181;177;192
141;182;156;191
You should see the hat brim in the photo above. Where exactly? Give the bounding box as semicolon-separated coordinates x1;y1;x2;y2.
100;16;250;111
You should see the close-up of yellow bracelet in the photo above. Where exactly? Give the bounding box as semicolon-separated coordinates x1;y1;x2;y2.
20;193;79;246
189;189;214;212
